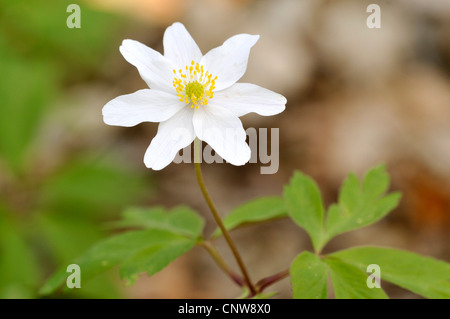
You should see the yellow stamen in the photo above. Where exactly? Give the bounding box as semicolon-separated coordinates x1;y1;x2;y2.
172;61;217;108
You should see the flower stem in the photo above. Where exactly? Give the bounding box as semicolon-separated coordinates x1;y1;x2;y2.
193;138;256;295
255;269;289;292
199;240;244;287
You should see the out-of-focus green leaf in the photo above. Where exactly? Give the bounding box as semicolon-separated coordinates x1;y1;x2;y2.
236;288;277;299
0;211;41;298
212;196;286;238
330;246;450;299
0;46;57;172
36;213;106;263
0;0;126;171
284;172;325;252
39;156;146;217
116;206;204;239
362;165;390;200
35;212;121;297
72;272;120;299
251;291;277;299
0;0;124;72
324;257;388;299
290;251;328;299
40;229;195;295
324;166;401;248
120;239;194;285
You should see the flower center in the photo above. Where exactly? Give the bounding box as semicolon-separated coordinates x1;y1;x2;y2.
185;81;204;101
173;61;217;109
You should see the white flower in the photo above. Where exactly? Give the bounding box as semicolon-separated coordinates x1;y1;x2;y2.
103;22;286;170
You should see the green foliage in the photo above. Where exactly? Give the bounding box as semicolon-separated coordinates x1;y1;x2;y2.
289;251;388;299
213;196;286;238
120;237;194;285
36;213;106;265
237;287;277;299
39;164;450;299
290;252;328;299
0;0;123;73
251;292;277;299
0;43;57;172
284;173;325;252
288;166;450;299
285;165;401;252
324;257;388;299
0;0;124;173
116;206;204;239
41;206;204;294
40;229;195;294
324;166;401;247
39;157;146;217
36;213;120;298
0;0;140;299
0;156;148;298
0;212;41;298
290;246;450;299
331;247;450;299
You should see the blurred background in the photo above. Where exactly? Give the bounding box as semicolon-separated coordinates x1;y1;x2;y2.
0;0;449;299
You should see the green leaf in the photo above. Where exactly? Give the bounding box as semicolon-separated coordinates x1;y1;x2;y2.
36;213;106;264
0;48;56;172
36;213;120;298
290;251;328;299
0;0;124;71
324;257;388;299
363;165;390;199
284;172;325;252
251;291;278;299
39;156;147;217
71;272;120;299
116;206;204;239
236;286;251;299
330;246;450;299
236;288;277;299
40;229;195;295
324;165;401;247
120;240;194;285
0;212;41;298
212;196;286;238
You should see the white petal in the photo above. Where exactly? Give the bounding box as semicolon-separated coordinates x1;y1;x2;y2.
144;107;195;170
163;22;202;69
193;105;250;165
201;34;259;91
103;89;184;127
120;39;175;93
212;83;286;117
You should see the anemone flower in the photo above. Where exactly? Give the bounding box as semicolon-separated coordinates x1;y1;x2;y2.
103;22;286;170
